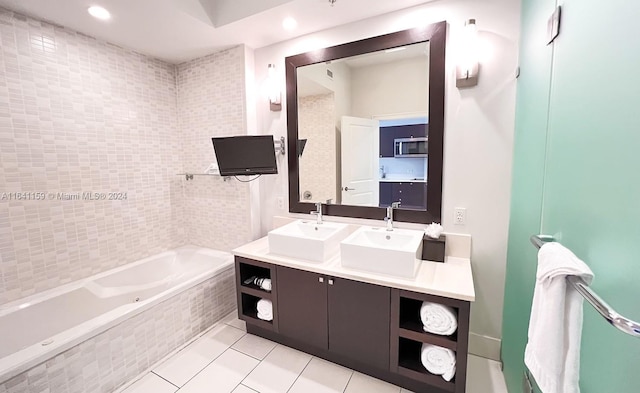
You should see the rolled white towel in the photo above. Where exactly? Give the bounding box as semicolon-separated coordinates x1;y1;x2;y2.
257;312;273;321
256;299;273;321
420;302;457;336
420;343;456;381
256;278;272;292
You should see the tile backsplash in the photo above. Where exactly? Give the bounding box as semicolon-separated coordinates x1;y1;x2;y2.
0;9;251;305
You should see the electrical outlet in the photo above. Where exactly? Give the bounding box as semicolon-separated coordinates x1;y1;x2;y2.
276;197;284;210
454;207;466;225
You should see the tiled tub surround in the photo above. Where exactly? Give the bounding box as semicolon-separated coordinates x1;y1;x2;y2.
0;9;253;306
0;247;236;393
0;8;183;304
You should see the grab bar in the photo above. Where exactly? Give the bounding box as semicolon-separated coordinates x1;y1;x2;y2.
530;235;640;338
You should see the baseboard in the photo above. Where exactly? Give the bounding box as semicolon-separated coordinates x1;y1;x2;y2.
468;332;501;361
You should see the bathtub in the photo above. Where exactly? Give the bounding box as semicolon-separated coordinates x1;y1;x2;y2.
0;246;235;390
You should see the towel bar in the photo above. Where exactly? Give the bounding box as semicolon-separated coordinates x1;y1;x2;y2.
530;235;640;338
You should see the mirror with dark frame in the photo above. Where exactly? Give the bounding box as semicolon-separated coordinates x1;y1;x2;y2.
286;21;446;224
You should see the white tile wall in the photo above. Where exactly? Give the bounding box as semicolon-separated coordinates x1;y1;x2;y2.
0;8;183;305
176;47;252;252
298;93;337;203
0;8;252;305
0;267;236;393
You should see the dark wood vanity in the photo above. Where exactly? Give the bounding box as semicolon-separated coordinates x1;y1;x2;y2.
235;254;471;393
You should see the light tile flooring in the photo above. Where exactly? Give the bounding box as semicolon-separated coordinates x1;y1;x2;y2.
117;312;508;393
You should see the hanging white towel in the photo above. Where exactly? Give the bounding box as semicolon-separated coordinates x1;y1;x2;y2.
420;302;458;336
420;343;456;381
256;299;273;321
525;242;594;393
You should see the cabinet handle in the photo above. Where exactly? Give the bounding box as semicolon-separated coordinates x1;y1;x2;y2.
319;277;324;283
328;279;334;285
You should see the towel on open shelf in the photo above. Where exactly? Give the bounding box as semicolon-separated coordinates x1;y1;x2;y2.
420;343;456;382
255;277;272;292
525;242;593;393
256;298;273;321
243;276;272;292
420;302;457;336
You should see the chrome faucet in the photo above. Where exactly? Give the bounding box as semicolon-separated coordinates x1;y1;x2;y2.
311;202;323;224
385;201;401;231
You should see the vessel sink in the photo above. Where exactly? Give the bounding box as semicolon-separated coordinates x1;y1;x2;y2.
340;226;424;278
268;220;350;262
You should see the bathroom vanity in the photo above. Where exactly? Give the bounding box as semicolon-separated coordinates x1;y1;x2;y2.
232;230;474;393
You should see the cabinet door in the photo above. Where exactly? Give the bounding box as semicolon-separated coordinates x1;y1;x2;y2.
379;182;392;207
276;266;328;349
396;182;426;209
328;277;391;370
379;127;395;157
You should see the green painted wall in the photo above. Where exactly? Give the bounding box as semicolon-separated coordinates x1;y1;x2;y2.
503;0;640;392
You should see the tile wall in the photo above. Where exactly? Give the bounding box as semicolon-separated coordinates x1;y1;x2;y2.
298;93;337;204
0;9;252;305
176;47;252;251
0;9;182;304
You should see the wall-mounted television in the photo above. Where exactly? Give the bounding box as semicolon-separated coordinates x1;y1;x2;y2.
212;135;278;176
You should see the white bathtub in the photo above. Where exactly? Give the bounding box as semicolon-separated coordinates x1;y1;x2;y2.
0;246;234;385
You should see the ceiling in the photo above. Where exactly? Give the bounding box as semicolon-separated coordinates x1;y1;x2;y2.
0;0;435;64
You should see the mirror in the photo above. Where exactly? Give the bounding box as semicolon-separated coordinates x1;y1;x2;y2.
286;22;446;224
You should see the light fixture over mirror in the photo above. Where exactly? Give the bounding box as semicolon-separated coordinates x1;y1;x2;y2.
286;21;446;224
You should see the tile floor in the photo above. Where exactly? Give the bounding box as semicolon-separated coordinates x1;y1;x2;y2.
117;312;508;393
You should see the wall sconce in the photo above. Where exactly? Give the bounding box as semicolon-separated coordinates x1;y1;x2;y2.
267;64;282;111
456;19;479;88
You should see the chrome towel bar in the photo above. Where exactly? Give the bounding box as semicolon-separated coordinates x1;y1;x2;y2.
530;235;640;338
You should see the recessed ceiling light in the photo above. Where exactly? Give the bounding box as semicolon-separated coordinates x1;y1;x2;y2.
88;6;111;20
282;17;297;30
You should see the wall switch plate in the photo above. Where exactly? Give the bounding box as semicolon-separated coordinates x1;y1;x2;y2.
454;207;466;225
276;197;284;210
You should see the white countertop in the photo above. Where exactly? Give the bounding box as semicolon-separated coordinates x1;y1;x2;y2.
232;236;475;302
379;178;427;183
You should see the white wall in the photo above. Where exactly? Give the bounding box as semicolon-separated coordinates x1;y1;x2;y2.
351;56;429;119
253;0;520;359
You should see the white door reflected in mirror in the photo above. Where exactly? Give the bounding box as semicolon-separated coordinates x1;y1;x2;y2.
341;116;379;206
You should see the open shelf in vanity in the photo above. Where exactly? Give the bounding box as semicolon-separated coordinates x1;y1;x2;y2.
235;256;278;332
391;289;470;393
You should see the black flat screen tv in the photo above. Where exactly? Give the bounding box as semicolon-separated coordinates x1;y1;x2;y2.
212;135;278;176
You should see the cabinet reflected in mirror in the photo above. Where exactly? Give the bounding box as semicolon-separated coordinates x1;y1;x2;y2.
297;42;430;210
287;22;446;223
